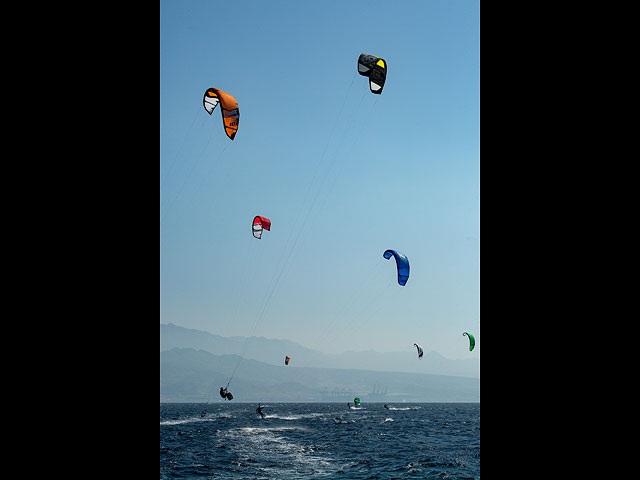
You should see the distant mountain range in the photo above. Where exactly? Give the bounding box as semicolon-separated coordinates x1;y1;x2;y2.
160;323;479;378
160;324;480;403
160;348;479;403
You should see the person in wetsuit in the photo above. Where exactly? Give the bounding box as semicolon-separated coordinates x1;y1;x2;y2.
220;387;233;400
384;404;389;409
257;404;265;419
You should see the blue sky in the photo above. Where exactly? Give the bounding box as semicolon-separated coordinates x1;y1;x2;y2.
160;0;479;359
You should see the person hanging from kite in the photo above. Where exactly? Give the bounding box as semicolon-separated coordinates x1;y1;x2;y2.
220;386;234;400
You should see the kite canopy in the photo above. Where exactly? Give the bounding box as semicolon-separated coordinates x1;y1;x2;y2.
284;355;291;365
357;53;387;94
203;87;240;140
383;249;410;286
463;332;475;351
252;216;272;239
414;343;423;359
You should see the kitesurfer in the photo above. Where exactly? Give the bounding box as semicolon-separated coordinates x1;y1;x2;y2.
220;387;233;400
257;404;265;419
384;404;389;409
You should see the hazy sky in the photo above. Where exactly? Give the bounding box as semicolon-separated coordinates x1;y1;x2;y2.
160;0;479;359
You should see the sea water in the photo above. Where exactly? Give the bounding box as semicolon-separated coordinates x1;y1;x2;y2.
160;402;479;479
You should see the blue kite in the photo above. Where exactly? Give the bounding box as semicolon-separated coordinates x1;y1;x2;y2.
383;249;410;286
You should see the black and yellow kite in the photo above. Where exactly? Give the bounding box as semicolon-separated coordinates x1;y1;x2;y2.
357;54;387;94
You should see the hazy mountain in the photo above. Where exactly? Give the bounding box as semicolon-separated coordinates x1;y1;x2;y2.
160;323;479;378
160;347;480;403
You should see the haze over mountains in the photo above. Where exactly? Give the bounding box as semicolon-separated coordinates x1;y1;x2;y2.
160;323;479;378
160;323;480;403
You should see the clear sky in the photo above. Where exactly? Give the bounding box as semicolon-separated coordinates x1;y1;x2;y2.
160;0;479;360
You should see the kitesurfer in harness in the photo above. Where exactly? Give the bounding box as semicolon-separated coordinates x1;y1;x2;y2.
220;387;233;400
347;402;351;408
257;404;265;419
384;404;389;409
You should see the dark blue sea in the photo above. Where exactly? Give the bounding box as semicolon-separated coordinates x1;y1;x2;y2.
160;402;479;479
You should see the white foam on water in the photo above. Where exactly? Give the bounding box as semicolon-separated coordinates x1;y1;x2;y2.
160;416;217;426
223;425;334;477
263;412;326;420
